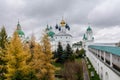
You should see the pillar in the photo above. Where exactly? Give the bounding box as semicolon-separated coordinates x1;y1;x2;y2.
110;53;113;67
104;51;106;62
100;50;102;59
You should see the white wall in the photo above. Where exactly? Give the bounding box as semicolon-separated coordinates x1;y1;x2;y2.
87;49;120;80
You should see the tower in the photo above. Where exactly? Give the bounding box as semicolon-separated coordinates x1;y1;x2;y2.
16;21;25;40
82;25;94;47
82;25;94;57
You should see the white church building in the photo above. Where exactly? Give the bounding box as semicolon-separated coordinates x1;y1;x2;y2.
46;19;72;50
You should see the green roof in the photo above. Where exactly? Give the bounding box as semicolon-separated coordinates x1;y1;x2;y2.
87;26;92;31
88;45;120;56
16;30;25;35
47;31;55;38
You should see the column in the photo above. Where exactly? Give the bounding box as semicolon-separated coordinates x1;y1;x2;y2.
97;50;99;57
110;53;113;67
104;51;106;62
100;50;101;59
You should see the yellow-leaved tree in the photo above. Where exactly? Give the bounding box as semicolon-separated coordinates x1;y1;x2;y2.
4;32;31;80
41;32;56;80
28;34;46;79
29;43;47;79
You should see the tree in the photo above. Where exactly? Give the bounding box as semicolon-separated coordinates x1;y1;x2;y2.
4;32;31;80
65;44;74;61
75;48;80;58
79;48;86;57
0;26;8;49
41;33;56;80
29;43;46;80
0;26;8;80
55;42;64;63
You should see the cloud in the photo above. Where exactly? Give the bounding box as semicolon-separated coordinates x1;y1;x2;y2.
88;0;120;26
0;0;119;43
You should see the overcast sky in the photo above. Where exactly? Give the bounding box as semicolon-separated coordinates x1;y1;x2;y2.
0;0;120;43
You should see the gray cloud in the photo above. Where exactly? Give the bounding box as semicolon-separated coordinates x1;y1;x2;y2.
0;0;119;42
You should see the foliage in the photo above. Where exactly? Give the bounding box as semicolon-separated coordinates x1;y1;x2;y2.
61;61;83;80
4;32;31;80
41;33;56;80
0;26;8;80
64;44;74;61
75;48;86;58
29;43;46;79
87;58;100;80
0;26;8;49
55;42;64;63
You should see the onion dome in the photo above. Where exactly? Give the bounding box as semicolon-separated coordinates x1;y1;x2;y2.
65;23;70;31
47;31;55;38
55;24;59;29
87;26;92;32
65;24;69;29
60;19;66;27
17;30;25;35
59;27;61;31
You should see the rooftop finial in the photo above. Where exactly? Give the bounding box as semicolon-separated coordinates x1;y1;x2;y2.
18;19;19;24
62;16;64;20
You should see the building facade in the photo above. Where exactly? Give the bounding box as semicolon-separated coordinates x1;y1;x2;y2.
46;19;72;50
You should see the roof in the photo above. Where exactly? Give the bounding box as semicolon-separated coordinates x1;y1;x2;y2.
87;26;92;31
88;45;120;56
16;30;25;35
47;31;55;38
54;32;72;37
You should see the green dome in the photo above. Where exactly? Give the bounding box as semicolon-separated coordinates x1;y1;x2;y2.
47;31;55;38
87;26;92;31
16;30;25;36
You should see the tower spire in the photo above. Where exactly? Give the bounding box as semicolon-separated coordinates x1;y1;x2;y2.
17;19;21;30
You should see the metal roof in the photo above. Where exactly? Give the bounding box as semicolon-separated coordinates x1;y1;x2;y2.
88;45;120;56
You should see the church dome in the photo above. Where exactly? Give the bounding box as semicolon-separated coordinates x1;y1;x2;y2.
87;26;92;31
47;31;55;38
60;19;66;27
16;30;25;36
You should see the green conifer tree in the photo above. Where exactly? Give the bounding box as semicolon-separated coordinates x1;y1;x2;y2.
65;44;74;61
56;42;64;63
0;26;8;80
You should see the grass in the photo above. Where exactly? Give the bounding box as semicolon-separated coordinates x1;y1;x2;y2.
86;57;100;80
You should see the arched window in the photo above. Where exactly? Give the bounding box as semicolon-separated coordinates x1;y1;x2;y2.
101;67;103;80
105;72;109;80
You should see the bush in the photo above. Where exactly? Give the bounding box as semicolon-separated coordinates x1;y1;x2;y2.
61;61;83;80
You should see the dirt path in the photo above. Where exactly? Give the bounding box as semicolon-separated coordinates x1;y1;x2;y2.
82;59;90;80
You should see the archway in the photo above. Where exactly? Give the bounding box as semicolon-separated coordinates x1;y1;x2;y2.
101;67;103;80
105;72;109;80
